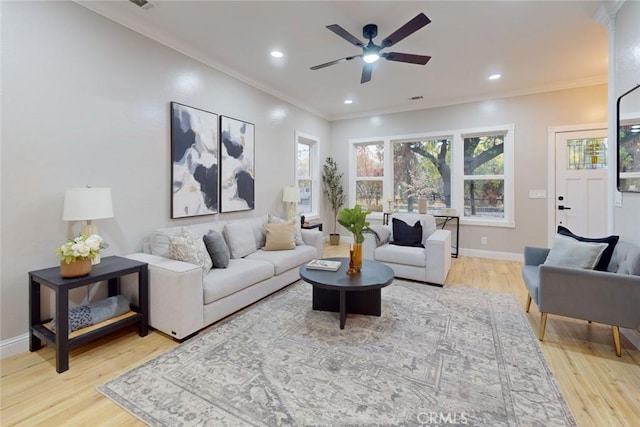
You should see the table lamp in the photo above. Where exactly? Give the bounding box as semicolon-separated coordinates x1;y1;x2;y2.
63;186;113;263
282;186;300;220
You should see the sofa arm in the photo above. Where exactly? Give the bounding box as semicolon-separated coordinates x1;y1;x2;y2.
524;246;550;266
301;229;323;258
425;229;451;285
538;265;640;328
121;253;204;340
362;225;390;260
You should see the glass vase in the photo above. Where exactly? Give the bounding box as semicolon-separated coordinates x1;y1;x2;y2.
347;242;363;275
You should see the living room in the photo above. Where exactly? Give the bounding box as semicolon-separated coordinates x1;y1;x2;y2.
2;1;639;425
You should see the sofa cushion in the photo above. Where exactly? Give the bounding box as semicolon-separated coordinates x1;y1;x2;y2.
224;222;257;258
202;258;274;304
390;214;436;246
609;241;640;275
263;221;296;251
150;227;182;258
557;225;619;271
375;244;426;267
544;234;608;270
168;229;213;273
246;245;317;275
268;214;304;245
391;218;424;247
203;230;230;268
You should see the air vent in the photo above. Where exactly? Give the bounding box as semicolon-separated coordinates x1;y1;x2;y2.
409;95;424;101
129;0;153;9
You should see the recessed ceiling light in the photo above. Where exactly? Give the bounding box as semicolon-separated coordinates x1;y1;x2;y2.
488;73;501;80
344;99;353;105
271;51;283;58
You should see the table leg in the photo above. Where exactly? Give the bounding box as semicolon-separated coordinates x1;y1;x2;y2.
29;277;42;351
138;267;149;337
55;287;69;373
108;277;118;297
339;290;346;329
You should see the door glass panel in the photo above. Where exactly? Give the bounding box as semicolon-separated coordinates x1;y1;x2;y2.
566;138;607;170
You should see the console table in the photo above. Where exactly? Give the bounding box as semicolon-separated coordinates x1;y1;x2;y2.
434;215;459;258
29;256;148;373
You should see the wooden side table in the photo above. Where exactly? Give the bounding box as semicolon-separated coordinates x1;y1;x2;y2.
29;256;148;373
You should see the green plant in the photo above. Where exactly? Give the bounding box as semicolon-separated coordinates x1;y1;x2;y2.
322;157;346;234
56;234;104;264
337;205;371;244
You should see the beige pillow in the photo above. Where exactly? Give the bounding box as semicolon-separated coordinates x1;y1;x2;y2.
263;221;296;251
268;213;304;245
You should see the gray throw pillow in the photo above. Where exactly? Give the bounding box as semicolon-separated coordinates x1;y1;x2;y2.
203;230;230;268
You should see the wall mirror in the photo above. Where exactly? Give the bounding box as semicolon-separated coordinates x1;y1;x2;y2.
617;83;640;192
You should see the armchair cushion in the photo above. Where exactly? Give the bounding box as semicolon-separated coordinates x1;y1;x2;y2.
544;234;608;270
391;218;424;247
557;225;619;271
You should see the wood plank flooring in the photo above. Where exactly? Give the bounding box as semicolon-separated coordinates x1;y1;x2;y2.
2;243;639;426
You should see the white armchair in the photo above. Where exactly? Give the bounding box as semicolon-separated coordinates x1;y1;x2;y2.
363;213;451;286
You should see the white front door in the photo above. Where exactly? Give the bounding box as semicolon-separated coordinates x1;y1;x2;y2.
555;129;608;237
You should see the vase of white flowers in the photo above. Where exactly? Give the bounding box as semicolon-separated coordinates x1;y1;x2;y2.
56;234;104;278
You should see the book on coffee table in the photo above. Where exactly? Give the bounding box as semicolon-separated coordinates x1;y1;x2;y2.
306;259;342;271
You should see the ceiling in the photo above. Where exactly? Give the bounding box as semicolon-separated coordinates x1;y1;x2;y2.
78;1;611;120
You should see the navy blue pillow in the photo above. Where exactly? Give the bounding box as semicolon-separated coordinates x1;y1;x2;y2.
557;226;619;271
391;218;424;248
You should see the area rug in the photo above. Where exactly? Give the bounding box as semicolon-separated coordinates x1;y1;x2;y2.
98;280;576;426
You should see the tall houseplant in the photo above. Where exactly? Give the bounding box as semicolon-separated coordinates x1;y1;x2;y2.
322;157;346;245
337;205;371;275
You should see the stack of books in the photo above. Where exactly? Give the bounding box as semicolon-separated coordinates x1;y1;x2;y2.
306;259;342;271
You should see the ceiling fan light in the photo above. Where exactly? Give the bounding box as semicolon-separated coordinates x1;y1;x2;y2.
363;53;380;64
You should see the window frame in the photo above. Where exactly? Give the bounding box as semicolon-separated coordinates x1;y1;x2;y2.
348;124;515;228
294;131;320;219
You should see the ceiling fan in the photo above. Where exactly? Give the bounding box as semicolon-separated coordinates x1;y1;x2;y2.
310;13;432;84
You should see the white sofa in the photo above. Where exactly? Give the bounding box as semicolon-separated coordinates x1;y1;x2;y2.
122;216;323;340
362;213;451;286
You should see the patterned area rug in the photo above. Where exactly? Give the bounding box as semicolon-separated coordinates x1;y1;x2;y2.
98;280;576;426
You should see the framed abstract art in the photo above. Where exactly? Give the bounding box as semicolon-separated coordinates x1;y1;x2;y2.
170;102;219;218
219;115;255;212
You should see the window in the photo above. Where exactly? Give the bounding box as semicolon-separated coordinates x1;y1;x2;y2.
295;131;319;217
392;137;452;213
349;125;514;227
354;142;384;212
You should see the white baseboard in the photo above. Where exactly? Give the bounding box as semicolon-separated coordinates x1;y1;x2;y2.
0;333;29;359
458;248;523;262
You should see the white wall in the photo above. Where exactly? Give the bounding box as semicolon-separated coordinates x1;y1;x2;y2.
614;1;640;242
330;85;608;255
0;2;330;345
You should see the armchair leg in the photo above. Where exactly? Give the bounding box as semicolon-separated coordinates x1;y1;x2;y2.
539;313;547;341
612;326;621;357
525;294;532;313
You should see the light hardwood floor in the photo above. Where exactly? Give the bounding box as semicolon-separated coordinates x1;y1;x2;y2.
2;244;639;426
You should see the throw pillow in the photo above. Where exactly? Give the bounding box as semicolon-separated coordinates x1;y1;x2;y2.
263;221;296;251
557;225;619;271
224;222;257;258
268;213;304;245
168;229;213;273
203;230;230;268
544;234;608;270
391;218;424;248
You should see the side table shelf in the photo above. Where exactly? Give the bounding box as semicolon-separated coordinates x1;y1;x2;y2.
29;256;148;373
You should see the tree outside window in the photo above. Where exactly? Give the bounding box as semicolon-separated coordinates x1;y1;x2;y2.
463;134;505;218
355;143;384;212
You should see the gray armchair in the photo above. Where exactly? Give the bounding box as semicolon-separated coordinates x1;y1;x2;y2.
522;241;640;356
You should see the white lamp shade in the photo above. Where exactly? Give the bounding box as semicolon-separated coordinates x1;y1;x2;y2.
282;186;301;203
62;187;114;221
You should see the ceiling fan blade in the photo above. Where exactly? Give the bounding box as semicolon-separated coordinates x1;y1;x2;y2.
383;52;431;65
326;24;365;48
361;63;373;84
310;55;360;70
380;13;431;48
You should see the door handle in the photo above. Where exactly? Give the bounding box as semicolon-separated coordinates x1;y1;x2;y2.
558;205;572;210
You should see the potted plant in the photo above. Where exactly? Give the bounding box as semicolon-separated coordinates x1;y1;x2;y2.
322;157;345;245
337;205;371;275
56;234;104;278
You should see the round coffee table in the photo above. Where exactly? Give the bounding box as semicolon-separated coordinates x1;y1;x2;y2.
299;257;394;329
